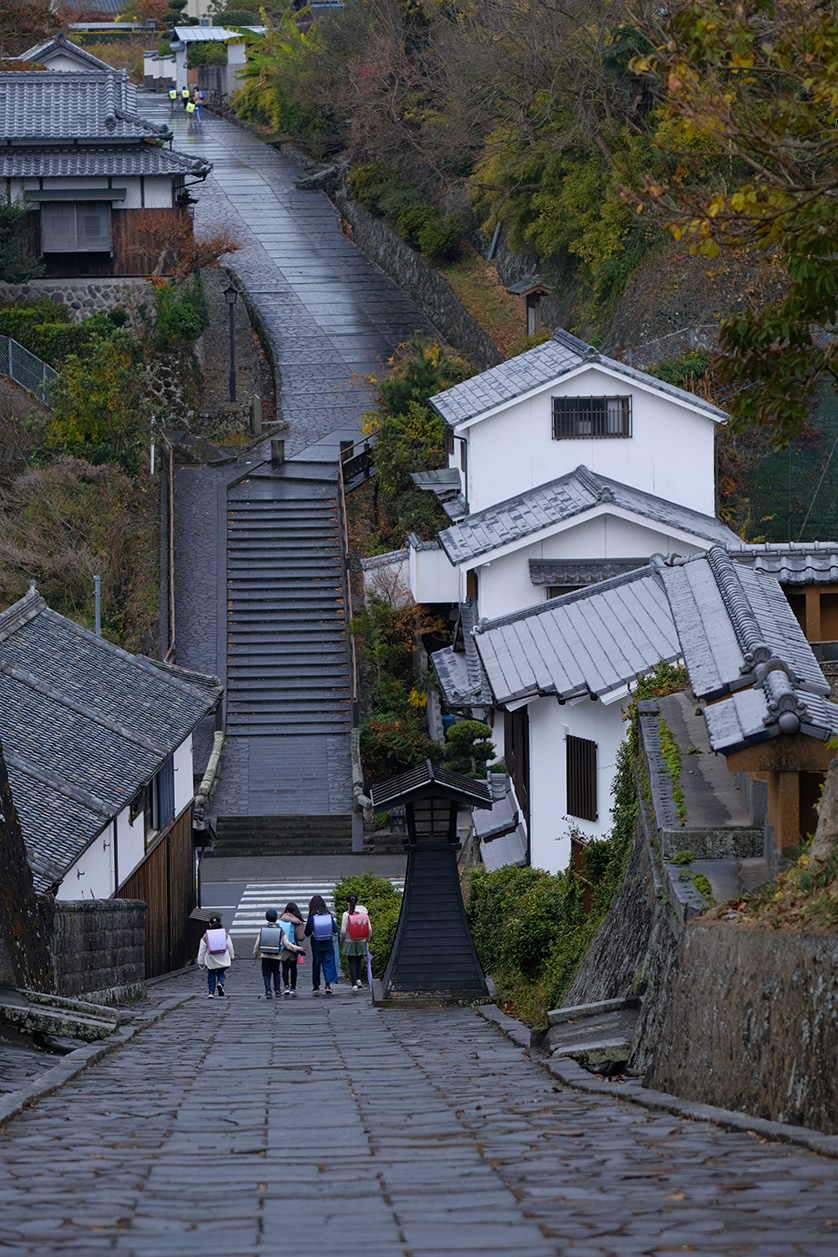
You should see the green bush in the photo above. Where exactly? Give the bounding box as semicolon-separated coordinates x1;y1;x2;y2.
152;275;209;347
371;675;412;718
332;871;403;979
347;162;462;264
444;719;495;777
359;715;441;784
0;304;127;367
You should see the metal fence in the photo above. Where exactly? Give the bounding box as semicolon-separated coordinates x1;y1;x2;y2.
0;334;57;404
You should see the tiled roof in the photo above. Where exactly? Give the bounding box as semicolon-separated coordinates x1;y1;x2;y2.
473;566;681;705
0;70;169;140
4;143;210;179
657;548;829;702
173;25;266;40
529;558;649;587
429;327;728;428
438;465;738;565
0;588;222;893
370;760;492;809
431;599;493;707
729;542;838;586
704;687;838;755
15;35;114;71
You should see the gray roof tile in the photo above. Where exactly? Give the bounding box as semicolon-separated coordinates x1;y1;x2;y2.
0;588;222;893
473;567;681;704
658;548;829;701
5;144;210;179
430;327;727;428
729;542;838;586
0;69;169;140
530;557;649;586
439;465;738;564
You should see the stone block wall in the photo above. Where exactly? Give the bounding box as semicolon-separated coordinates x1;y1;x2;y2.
649;921;838;1134
326;178;504;372
51;900;147;1005
0;279;153;324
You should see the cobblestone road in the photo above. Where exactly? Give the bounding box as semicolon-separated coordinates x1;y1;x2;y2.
1;969;837;1255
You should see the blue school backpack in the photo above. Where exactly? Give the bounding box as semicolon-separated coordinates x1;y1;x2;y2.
278;919;296;947
311;912;333;941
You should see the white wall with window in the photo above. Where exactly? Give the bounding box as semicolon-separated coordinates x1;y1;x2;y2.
55;734;196;901
527;692;629;872
450;365;717;518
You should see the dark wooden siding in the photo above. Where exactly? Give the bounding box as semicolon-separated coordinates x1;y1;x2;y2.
118;805;195;978
20;207;192;278
382;843;488;996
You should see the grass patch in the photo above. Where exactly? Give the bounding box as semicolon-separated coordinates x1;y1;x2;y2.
437;245;535;356
715;846;838;931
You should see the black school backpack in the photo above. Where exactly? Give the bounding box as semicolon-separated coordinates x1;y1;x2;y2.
259;925;283;956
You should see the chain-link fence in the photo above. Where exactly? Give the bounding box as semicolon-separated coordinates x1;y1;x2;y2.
0;334;57;404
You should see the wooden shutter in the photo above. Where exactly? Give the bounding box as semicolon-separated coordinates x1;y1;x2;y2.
566;735;597;821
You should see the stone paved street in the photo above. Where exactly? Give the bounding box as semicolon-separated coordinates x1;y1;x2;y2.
1;970;837;1255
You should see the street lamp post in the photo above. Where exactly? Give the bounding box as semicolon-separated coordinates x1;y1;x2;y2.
224;282;238;402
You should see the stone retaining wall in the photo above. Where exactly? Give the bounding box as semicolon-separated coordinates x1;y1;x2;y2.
320;173;504;371
50;900;147;1005
649;920;838;1134
0;279;153;323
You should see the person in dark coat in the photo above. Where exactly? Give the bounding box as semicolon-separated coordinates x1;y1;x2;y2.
304;894;337;995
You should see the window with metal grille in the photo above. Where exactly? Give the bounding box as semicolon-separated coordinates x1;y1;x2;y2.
566;735;597;821
42;202;111;252
552;396;631;439
545;585;575;601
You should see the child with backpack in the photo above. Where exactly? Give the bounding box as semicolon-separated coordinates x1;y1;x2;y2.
279;902;305;996
253;907;299;999
339;894;371;991
304;894;337;995
197;915;234;998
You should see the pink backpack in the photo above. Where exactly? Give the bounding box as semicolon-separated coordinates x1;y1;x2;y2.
206;927;227;954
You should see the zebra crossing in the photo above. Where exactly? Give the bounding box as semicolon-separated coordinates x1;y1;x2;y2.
228;880;404;936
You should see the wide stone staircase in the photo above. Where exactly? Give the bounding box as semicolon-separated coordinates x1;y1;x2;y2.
212;466;354;855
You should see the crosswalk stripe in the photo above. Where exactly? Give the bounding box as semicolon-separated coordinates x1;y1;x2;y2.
227;880;404;933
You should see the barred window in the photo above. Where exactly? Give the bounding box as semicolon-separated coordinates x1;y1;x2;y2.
566;735;597;821
552;396;631;440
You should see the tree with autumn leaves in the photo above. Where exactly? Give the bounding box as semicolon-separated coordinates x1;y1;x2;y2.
626;0;838;446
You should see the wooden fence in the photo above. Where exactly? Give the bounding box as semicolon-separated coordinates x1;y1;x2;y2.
119;805;195;977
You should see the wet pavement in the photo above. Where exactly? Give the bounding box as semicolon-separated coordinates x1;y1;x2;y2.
143;96;438;462
1;967;838;1255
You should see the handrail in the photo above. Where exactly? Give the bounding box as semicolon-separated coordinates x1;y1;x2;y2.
161;431;176;663
336;451;360;726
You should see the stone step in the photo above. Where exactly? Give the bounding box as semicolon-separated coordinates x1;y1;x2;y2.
213;813;354;856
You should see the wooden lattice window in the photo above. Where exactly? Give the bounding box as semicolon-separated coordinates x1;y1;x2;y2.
566;734;597;821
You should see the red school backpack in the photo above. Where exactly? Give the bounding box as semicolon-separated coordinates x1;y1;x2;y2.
347;910;370;941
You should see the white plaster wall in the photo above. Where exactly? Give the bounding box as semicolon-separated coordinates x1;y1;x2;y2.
56;822;117;902
117;803;146;889
174;735;195;816
527;694;630;874
474;515;708;621
142;178;175;209
462;364;717;517
409;545;460;605
15;177;171;211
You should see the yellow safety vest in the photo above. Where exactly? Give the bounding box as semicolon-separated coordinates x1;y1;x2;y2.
186;101;196;115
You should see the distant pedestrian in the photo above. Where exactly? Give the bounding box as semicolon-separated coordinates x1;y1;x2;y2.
279;901;305;997
168;86;178;114
253;908;284;999
195;88;205;119
304;894;337;995
180;85;190;108
340;894;371;992
197;915;234;998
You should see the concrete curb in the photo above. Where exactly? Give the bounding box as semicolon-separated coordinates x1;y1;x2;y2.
0;992;193;1131
477;1003;838;1160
